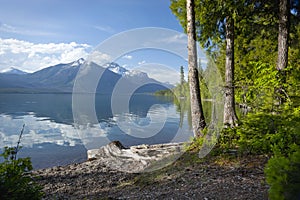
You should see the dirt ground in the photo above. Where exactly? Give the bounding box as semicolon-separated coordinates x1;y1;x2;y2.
33;151;269;199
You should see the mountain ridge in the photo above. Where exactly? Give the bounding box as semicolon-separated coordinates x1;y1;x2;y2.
0;67;28;75
0;59;171;94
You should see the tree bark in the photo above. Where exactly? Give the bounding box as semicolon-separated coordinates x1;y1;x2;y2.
276;0;290;104
186;0;206;137
223;16;238;127
277;0;290;72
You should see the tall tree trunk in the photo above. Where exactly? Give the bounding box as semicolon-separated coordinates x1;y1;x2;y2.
223;16;238;127
186;0;206;137
276;0;290;103
277;0;290;72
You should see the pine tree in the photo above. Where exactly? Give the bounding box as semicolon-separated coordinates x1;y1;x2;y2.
171;0;241;127
180;66;185;97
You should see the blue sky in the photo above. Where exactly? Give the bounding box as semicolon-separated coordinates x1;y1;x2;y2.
0;0;208;84
0;0;183;44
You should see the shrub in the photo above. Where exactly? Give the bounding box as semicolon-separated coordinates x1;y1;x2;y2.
219;108;300;156
0;125;43;200
0;147;44;200
218;107;300;199
265;148;300;200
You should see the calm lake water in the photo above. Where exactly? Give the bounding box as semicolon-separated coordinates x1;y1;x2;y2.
0;93;193;169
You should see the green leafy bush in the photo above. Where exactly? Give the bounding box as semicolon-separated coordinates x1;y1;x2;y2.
265;148;300;200
185;135;205;152
0;146;43;200
219;107;300;155
218;106;300;199
0;125;43;200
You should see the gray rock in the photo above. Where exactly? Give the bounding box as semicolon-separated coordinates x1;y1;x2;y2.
87;141;186;173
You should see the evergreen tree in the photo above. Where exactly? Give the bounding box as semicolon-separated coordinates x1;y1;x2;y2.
180;65;185;97
180;66;185;85
171;0;244;127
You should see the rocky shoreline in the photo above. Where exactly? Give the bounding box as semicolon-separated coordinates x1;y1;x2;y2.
33;142;269;199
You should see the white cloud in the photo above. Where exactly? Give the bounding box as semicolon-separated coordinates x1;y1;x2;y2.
0;23;18;34
122;54;132;60
87;51;112;66
0;38;91;72
134;63;180;85
0;113;109;149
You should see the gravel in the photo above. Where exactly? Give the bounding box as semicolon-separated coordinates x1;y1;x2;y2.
33;152;269;199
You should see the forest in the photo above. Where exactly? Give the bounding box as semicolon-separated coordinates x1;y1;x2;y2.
167;0;300;199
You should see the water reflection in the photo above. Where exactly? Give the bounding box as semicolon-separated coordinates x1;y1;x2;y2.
0;93;193;169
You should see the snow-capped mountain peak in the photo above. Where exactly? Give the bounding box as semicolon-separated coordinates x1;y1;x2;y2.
124;70;148;79
0;67;28;75
70;58;85;67
105;62;128;75
105;62;149;79
0;60;171;93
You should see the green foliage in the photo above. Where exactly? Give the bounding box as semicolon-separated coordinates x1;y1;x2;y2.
0;147;43;200
289;24;300;68
185;134;205;152
154;66;189;99
185;128;220;157
0;125;43;200
171;0;245;50
265;148;300;200
170;1;300;198
219;58;300;198
235;62;278;113
219;107;300;155
219;106;300;199
234;60;300;114
154;89;173;96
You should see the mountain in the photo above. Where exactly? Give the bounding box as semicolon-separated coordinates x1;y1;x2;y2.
105;62;148;79
0;59;171;94
105;62;128;75
81;61;170;94
70;58;85;66
1;67;28;75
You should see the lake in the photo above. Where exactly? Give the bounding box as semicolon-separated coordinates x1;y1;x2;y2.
0;93;193;169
